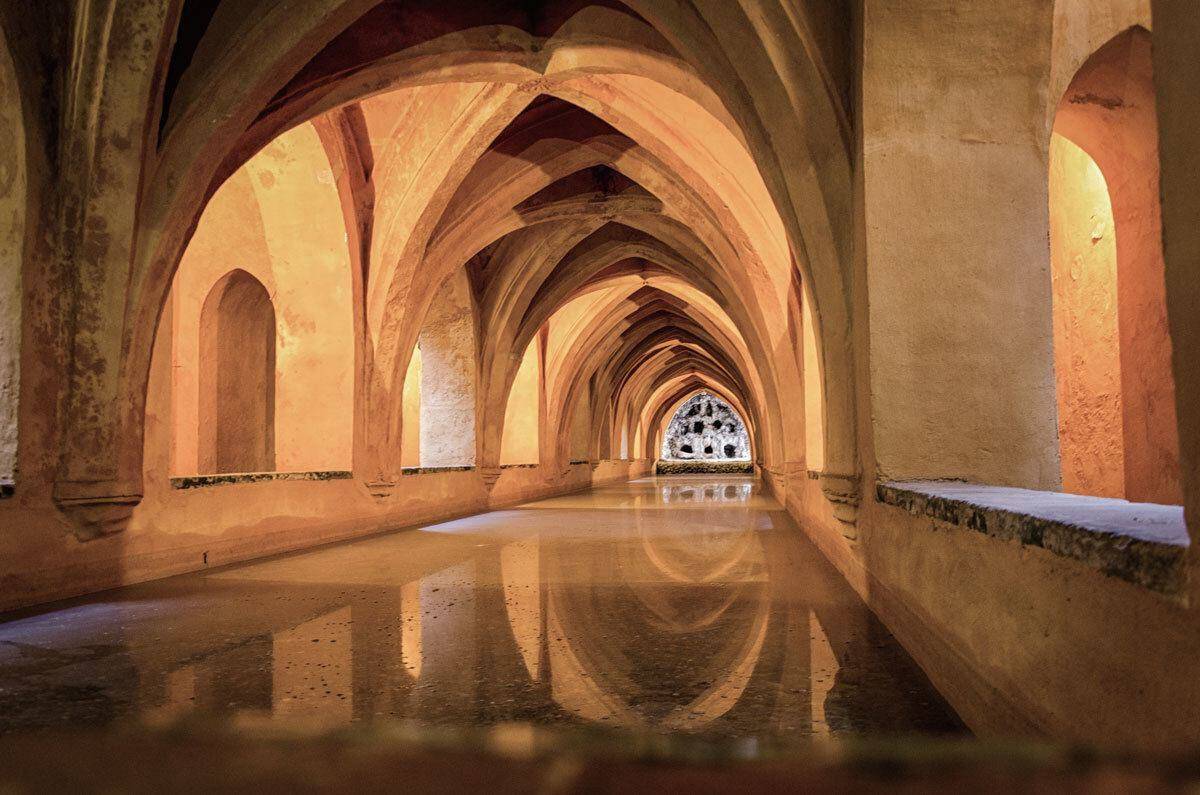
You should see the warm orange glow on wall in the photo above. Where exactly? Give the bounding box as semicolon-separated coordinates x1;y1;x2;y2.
1049;133;1124;498
569;381;592;461
418;271;477;468
198;270;276;475
801;291;825;472
500;339;541;466
1049;27;1181;504
166;122;355;476
401;346;422;468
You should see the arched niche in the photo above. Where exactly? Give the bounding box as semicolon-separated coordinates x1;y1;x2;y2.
198;270;276;474
1049;26;1181;503
661;392;751;462
500;336;541;466
418;270;477;467
163;121;355;478
401;345;422;468
0;29;23;486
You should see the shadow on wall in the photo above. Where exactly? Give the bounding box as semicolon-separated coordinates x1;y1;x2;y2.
0;31;23;489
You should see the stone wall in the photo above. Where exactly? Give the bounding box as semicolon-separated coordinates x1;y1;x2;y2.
0;37;22;484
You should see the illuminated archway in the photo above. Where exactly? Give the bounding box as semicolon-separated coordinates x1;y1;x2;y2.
1049;27;1181;503
661;392;751;461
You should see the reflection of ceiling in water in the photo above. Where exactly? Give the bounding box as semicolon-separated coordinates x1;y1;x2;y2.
0;481;965;741
519;489;774;730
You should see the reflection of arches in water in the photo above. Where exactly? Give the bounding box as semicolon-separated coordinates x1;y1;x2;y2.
501;539;542;681
519;509;774;730
661;482;752;504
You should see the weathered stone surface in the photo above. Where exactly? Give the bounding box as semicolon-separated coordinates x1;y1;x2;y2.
661;393;751;462
171;471;353;490
402;465;475;475
655;460;754;475
877;480;1188;595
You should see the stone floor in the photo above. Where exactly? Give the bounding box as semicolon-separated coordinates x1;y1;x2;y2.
0;476;963;739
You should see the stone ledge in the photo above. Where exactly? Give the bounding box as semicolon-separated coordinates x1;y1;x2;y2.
499;463;538;470
401;465;475;475
877;480;1189;596
569;459;589;465
655;460;754;475
171;471;353;490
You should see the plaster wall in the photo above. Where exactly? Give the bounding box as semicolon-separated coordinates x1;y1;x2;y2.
419;271;477;468
1049;0;1151;122
773;474;1200;751
801;291;824;471
783;0;1200;752
1049;135;1124;497
500;339;541;466
402;346;422;468
199;271;276;475
0;37;22;483
862;0;1060;488
569;382;591;461
1154;0;1200;581
0;455;650;614
169;122;354;475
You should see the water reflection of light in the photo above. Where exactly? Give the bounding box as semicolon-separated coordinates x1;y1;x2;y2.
661;482;753;504
531;498;773;732
401;580;421;678
0;601;173;643
272;607;353;726
810;612;839;737
501;539;542;681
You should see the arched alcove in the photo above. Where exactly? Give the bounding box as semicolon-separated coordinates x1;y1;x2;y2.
165;121;356;478
0;30;24;487
661;393;751;461
1049;26;1181;503
500;337;541;466
401;345;422;468
418;270;477;467
198;270;276;474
